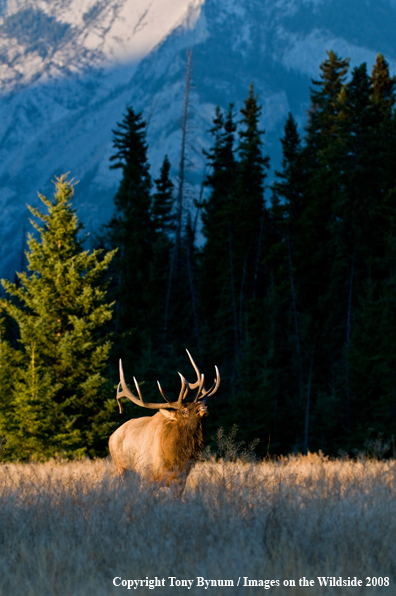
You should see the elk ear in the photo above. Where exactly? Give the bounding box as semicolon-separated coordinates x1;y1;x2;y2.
159;409;177;420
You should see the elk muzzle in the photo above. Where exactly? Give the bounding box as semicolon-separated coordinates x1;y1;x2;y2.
197;402;208;417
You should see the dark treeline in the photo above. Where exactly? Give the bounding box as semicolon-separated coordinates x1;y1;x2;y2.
1;50;396;459
102;50;396;457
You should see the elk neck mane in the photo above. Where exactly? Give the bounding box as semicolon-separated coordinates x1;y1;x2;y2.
160;412;205;471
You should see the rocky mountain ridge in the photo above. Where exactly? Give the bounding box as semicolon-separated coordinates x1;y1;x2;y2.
0;0;395;278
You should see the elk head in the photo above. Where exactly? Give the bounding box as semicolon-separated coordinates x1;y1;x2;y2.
116;349;220;421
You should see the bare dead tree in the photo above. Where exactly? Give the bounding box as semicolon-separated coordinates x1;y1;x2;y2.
163;50;193;354
175;49;192;272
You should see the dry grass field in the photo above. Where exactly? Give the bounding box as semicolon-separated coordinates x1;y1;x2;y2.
0;453;395;595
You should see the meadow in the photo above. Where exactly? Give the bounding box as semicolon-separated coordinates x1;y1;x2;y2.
0;453;395;595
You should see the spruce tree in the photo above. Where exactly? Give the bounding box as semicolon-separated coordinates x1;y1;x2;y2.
235;83;270;285
302;50;350;306
222;87;270;442
150;155;176;356
371;53;396;115
105;107;156;373
370;54;396;195
342;56;396;446
200;92;270;445
0;176;116;460
200;105;238;359
267;113;308;451
284;51;351;450
295;53;396;451
152;155;175;234
306;50;350;152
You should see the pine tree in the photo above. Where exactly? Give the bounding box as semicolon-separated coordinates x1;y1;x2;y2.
220;87;270;442
296;53;396;451
152;155;175;234
232;84;270;355
370;54;396;196
0;176;116;460
235;83;270;285
282;52;351;450
200;105;238;359
199;91;270;445
306;50;350;151
266;113;308;451
105;107;156;372
371;53;396;116
201;105;237;240
0;308;21;459
341;56;396;447
302;51;350;316
150;155;176;357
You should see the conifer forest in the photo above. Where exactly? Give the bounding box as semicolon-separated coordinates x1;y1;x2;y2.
1;51;396;460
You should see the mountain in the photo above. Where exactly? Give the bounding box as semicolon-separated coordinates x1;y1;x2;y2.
0;0;395;279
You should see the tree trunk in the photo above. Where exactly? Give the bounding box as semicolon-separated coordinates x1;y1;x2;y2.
345;252;356;426
287;234;304;396
174;49;192;274
304;344;315;455
163;50;192;353
253;210;264;297
228;224;239;364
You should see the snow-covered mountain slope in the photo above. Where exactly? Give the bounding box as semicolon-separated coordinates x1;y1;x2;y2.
0;0;395;279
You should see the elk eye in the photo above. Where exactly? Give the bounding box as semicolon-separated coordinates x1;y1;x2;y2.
182;408;189;417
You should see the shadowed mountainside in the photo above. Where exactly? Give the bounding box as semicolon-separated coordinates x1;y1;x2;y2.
0;0;395;278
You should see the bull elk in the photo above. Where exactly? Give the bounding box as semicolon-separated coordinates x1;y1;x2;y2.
109;350;220;489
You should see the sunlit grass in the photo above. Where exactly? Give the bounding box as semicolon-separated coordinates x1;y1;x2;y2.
0;453;395;595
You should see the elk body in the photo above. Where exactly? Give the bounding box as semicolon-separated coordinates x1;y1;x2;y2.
109;350;220;488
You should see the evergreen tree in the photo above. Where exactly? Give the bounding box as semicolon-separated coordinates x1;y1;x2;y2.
232;83;270;366
152;155;175;234
321;61;396;445
105;107;190;405
341;56;396;446
235;83;270;289
200;105;238;360
201;105;237;240
150;155;176;356
371;53;396;115
266;113;308;451
105;107;156;373
370;54;396;194
306;50;350;151
0;309;22;459
295;53;396;451
283;51;351;451
0;176;116;460
302;50;350;292
302;51;350;317
199;91;270;445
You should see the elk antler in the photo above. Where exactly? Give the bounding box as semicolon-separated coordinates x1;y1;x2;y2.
196;366;220;401
117;360;178;413
116;351;220;413
179;349;220;403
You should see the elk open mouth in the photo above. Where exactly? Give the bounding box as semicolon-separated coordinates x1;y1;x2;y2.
197;403;208;416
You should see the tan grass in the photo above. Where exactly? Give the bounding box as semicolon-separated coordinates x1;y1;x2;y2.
0;453;395;595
